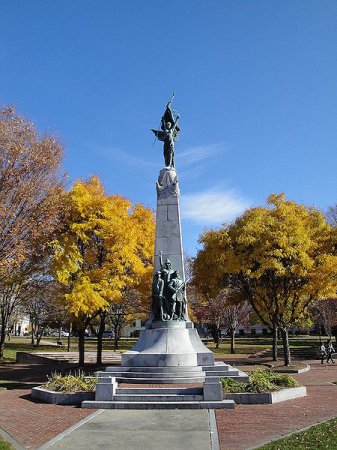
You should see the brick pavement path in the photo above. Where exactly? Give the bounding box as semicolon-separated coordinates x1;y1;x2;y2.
0;362;96;449
0;359;336;449
0;388;94;449
216;360;337;449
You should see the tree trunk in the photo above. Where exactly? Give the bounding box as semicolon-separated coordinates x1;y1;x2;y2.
78;328;85;366
36;333;42;346
282;328;291;367
230;328;235;354
67;323;72;352
96;314;105;365
272;325;278;361
113;332;119;351
0;327;6;359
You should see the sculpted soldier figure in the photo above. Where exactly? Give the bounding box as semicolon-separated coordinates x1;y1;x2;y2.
151;94;180;168
151;271;164;321
159;251;174;285
158;251;174;319
168;271;186;320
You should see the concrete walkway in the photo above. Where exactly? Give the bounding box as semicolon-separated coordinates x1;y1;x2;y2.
41;410;215;450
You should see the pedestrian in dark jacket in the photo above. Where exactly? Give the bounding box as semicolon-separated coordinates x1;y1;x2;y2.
326;340;335;364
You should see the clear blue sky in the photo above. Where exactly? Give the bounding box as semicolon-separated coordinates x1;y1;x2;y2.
1;1;336;254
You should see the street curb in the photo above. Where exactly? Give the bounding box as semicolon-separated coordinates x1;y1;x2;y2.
0;426;25;450
208;409;219;450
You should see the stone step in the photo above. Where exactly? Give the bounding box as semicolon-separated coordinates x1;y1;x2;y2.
116;376;206;384
102;369;240;377
113;371;206;379
82;400;236;409
113;394;204;402
203;365;230;372
116;387;203;395
205;369;240;377
104;366;205;373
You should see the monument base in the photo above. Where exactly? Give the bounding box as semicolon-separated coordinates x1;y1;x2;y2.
121;321;214;367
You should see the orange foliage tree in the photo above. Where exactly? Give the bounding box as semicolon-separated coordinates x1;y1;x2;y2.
0;107;63;358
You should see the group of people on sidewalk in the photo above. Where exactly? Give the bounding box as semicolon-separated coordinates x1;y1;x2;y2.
320;339;335;364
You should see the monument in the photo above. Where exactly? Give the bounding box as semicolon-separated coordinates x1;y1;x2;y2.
121;96;215;368
82;96;247;409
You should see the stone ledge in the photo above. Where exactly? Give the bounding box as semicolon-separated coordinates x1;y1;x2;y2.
31;386;95;405
81;399;235;409
274;364;311;374
223;386;307;404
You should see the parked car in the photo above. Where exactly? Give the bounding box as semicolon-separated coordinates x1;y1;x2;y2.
102;330;114;338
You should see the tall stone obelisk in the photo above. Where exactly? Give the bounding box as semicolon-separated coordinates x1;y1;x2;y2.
154;167;185;287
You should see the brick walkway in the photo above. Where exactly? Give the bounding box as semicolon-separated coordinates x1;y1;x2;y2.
0;359;336;449
0;362;95;449
216;360;337;449
0;388;93;449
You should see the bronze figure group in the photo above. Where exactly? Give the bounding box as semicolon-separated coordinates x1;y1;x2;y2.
152;252;186;321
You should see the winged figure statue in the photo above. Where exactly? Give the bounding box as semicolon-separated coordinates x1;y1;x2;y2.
151;96;180;168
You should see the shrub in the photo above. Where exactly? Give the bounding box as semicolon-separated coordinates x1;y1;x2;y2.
221;369;299;393
246;369;278;393
43;371;97;393
272;373;299;388
221;377;249;393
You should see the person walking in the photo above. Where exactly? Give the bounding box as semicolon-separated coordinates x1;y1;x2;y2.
326;340;335;364
320;342;327;364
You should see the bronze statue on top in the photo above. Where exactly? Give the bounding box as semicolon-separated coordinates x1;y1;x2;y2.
151;93;180;168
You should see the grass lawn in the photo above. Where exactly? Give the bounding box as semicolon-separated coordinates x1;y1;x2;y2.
204;335;321;359
0;436;13;450
205;338;272;357
1;334;324;362
1;336;138;361
0;380;24;391
258;417;337;449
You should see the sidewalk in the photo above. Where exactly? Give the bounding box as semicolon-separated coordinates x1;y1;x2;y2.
216;360;337;449
43;410;214;450
0;359;336;449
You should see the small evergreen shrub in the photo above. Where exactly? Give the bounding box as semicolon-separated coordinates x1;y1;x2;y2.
43;371;97;393
221;369;299;393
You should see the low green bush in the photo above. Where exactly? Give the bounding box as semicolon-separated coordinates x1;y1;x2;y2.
221;378;247;393
221;369;299;393
43;371;97;393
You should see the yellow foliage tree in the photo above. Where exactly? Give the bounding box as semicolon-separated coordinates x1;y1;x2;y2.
52;176;155;364
194;194;337;366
